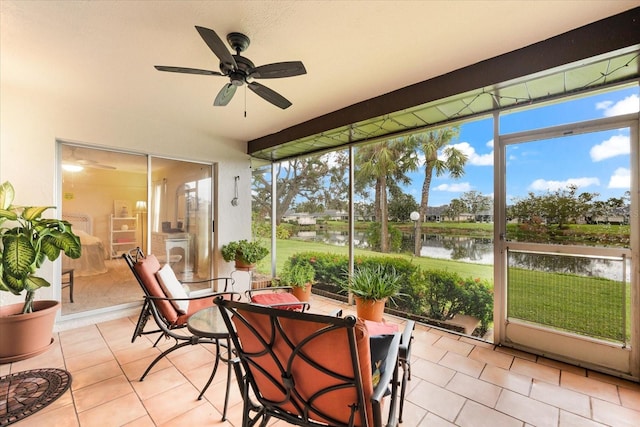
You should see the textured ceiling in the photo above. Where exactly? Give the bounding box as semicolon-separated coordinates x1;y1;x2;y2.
2;1;638;148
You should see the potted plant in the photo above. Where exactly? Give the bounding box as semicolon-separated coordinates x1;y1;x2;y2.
340;264;402;322
221;239;268;269
279;259;315;301
0;181;81;362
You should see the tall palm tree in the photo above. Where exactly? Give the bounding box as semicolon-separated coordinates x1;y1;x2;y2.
412;128;467;255
356;138;417;252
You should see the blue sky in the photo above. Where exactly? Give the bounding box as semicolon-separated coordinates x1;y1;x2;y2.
410;86;639;207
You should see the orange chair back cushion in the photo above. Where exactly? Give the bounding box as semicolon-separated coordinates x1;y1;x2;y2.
233;309;374;426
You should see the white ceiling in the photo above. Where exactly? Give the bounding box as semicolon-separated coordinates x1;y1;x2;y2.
2;1;638;146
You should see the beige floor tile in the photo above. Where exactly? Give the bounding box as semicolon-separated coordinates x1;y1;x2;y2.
468;346;513;370
158;401;231;426
77;392;146;427
122;415;156;427
60;335;109;359
559;410;609;427
456;400;522;427
530;379;590;418
406;379;466;422
591;397;640;427
112;341;163;365
70;359;123;391
12;402;79;427
167;342;216;373
433;335;474;356
495;389;559;426
73;375;134;412
619;385;640;411
480;365;532;396
131;365;187;400
143;381;206;425
536;357;586;376
418;412;457;426
494;346;537;362
446;372;502;407
410;358;455;386
396;400;428;426
510;357;560;385
411;339;448;363
588;369;640;389
120;353;174;381
64;346;115;372
560;370;620;404
439;351;485;378
59;324;101;346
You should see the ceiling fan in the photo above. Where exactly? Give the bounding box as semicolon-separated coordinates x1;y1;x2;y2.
64;147;116;171
155;26;306;109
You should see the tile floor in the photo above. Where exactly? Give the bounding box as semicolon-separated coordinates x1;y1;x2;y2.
3;296;640;427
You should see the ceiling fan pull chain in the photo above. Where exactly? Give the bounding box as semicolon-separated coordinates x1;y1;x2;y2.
244;85;247;118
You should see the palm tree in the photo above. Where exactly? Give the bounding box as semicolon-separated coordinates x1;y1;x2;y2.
356;138;418;252
412;128;467;255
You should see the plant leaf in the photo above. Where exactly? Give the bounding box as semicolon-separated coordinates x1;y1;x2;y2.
0;181;15;210
0;268;25;295
24;275;50;291
22;206;52;221
2;234;36;279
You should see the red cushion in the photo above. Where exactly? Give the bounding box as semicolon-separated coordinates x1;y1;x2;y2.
364;319;399;336
251;292;304;311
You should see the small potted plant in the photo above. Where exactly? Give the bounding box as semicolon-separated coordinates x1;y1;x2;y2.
340;264;402;322
0;181;81;362
221;239;268;269
279;259;315;301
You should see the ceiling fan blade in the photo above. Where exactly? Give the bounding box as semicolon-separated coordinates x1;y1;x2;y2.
214;83;237;106
195;26;237;70
248;82;292;109
249;61;306;79
154;65;224;76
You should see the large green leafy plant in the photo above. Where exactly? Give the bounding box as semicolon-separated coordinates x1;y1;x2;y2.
221;239;268;265
0;181;81;313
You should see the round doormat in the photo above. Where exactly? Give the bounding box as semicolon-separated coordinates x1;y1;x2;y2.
0;368;72;426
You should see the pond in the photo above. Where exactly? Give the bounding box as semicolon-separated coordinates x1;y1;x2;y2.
293;230;629;281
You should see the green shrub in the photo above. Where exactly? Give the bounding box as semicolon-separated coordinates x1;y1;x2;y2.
366;222;403;252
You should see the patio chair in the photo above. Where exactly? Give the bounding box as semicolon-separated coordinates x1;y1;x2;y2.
246;286;310;312
123;248;241;380
215;297;402;427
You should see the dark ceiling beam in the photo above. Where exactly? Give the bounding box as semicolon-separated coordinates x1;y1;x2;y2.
248;7;640;154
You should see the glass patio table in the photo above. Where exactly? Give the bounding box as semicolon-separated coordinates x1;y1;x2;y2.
187;306;233;421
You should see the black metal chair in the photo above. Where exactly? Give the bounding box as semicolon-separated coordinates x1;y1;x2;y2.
122;248;241;381
215;297;402;427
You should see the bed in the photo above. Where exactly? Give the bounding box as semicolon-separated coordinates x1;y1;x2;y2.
62;212;108;277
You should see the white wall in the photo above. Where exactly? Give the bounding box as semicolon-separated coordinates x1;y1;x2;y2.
0;81;253;312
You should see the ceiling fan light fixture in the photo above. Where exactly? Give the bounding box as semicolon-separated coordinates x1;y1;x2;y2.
62;163;84;172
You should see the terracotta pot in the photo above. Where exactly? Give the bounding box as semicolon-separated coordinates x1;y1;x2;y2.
234;259;256;270
0;300;60;363
355;297;387;322
291;283;312;302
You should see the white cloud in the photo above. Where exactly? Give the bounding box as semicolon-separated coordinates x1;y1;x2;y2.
529;177;599;192
590;134;630;161
608;167;630;189
434;182;472;192
597;94;639;117
450;142;493;166
486;139;494;149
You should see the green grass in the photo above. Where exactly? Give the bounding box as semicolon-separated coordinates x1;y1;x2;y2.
507;268;629;342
